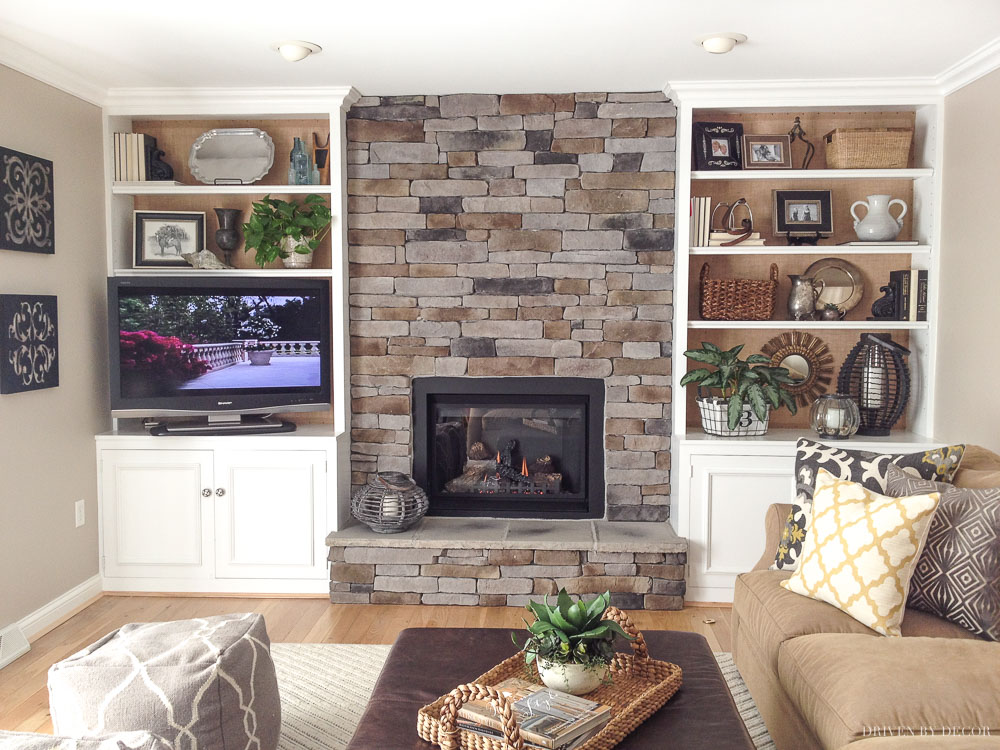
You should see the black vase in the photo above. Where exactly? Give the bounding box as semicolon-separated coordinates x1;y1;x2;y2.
214;208;242;266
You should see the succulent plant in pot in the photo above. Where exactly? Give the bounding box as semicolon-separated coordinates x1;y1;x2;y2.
512;589;631;695
681;342;797;437
242;194;332;269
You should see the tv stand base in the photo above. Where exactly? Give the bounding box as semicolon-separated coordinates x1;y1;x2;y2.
147;415;296;436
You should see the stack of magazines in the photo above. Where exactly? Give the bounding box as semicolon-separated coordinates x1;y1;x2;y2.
457;677;612;750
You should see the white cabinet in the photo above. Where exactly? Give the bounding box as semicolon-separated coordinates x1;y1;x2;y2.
683;452;795;602
97;430;336;594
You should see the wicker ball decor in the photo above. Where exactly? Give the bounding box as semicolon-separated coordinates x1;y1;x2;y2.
351;472;428;533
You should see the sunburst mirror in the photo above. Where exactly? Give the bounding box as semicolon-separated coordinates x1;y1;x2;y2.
760;331;834;407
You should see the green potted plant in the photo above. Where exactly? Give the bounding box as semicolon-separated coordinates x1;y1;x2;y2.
242;194;332;269
680;342;797;437
512;589;631;695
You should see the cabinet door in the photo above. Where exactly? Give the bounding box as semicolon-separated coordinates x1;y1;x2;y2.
100;449;214;579
688;453;795;602
213;450;327;580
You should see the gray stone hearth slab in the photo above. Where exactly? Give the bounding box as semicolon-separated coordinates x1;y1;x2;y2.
505;520;596;548
413;518;509;547
594;521;687;553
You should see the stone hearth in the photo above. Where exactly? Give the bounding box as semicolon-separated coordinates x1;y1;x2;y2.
347;91;675;523
327;519;687;609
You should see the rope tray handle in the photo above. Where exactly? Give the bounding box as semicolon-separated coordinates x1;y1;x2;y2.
439;683;525;750
603;606;649;678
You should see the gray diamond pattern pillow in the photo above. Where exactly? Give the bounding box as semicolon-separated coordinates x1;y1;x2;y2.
887;463;1000;641
772;439;966;571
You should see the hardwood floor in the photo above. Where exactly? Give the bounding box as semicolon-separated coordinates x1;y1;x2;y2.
0;594;732;735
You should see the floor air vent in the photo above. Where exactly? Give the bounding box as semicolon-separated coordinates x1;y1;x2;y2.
0;624;30;669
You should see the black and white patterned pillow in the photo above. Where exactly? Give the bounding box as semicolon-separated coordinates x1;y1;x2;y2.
771;439;966;571
887;463;1000;641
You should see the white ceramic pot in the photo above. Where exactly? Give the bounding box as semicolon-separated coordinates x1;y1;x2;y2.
536;658;608;695
281;236;314;269
850;194;908;242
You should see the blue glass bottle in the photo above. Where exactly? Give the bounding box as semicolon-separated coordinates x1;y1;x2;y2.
290;137;309;185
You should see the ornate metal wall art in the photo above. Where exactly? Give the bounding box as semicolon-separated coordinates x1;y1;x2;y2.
0;147;54;254
1;294;59;393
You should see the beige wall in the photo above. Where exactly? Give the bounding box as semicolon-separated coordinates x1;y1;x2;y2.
936;69;1000;453
0;66;108;626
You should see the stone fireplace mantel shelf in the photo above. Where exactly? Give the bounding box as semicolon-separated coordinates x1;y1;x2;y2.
326;518;687;554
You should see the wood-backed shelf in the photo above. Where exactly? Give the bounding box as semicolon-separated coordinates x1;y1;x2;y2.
680;427;940;448
688;244;930;256
112;183;334;196
688;320;929;330
691;168;933;181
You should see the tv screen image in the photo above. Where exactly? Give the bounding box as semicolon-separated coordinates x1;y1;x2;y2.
108;277;331;419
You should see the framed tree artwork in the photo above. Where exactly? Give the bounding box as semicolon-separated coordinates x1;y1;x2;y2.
0;294;59;393
134;210;206;267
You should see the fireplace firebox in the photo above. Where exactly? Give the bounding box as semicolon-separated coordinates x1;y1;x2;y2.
412;377;604;518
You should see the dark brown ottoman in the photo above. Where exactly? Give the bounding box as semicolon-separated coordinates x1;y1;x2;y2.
347;628;755;750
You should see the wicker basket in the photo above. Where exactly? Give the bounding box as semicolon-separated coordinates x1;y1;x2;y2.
824;128;912;169
699;262;778;321
417;608;683;750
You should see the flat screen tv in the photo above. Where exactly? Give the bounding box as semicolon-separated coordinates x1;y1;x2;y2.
108;276;331;433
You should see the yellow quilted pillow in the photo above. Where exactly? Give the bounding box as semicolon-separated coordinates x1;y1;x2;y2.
781;468;939;636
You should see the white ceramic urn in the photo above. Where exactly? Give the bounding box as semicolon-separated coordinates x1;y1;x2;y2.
536;658;609;695
850;194;908;242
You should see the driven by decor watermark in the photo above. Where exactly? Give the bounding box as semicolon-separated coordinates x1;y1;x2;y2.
863;727;992;737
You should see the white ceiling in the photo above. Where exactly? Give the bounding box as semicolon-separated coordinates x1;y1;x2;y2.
0;0;999;96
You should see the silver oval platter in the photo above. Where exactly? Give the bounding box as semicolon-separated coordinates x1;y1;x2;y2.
188;128;275;185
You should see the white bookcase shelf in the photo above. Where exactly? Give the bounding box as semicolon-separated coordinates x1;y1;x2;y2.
688;320;929;330
112;183;335;196
688;244;931;256
691;168;933;181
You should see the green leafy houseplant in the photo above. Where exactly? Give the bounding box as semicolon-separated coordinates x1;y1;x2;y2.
242;194;332;268
680;342;798;431
513;590;631;673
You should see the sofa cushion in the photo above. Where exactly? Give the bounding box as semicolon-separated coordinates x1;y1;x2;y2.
0;731;171;749
779;633;1000;750
735;570;979;674
954;445;1000;489
782;469;940;636
773;440;965;571
887;463;1000;641
844;738;1000;750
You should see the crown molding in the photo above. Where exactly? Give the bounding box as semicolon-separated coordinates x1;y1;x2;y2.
103;86;361;115
0;35;106;105
664;77;944;106
936;35;1000;95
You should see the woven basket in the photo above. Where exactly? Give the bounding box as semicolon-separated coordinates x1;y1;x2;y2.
417;608;683;750
699;262;778;321
824;128;912;169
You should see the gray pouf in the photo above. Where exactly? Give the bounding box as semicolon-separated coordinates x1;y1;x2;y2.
0;730;171;749
48;612;281;750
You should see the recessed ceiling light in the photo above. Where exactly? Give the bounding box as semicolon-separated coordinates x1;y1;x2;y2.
694;33;748;55
271;40;322;62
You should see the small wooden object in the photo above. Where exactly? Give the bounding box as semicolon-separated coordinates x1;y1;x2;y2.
417;608;683;750
699;262;778;321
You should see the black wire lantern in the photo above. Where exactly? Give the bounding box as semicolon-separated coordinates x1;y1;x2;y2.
836;333;911;436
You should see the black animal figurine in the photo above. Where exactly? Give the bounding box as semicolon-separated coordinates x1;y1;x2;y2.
870;284;897;320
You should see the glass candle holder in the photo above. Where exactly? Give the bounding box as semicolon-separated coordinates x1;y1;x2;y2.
810;394;861;440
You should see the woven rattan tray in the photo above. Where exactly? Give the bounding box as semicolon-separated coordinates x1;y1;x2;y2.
416;608;683;750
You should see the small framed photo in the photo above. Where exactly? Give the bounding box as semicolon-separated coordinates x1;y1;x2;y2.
773;190;834;236
133;210;205;267
743;135;792;169
693;122;744;170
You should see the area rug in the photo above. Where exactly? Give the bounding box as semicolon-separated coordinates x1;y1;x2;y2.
270;644;776;750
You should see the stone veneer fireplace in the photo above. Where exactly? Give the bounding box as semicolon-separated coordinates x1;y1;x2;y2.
347;91;675;523
412;377;605;518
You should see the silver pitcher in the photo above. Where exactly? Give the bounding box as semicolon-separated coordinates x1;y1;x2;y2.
787;275;825;321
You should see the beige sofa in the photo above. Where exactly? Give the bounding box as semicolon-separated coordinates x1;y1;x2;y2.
732;446;1000;750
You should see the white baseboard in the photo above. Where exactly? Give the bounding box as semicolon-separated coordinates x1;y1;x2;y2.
17;574;103;642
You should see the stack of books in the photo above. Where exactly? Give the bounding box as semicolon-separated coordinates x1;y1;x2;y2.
113;133;156;182
690;196;712;247
707;231;765;247
457;677;612;750
887;269;929;321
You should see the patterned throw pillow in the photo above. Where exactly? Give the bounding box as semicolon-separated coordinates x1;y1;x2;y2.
782;469;940;636
772;439;965;571
886;463;1000;641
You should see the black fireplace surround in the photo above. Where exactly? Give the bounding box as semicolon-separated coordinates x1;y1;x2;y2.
412;377;605;519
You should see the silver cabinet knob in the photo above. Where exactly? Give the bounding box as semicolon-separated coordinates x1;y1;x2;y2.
216;488;226;497
202;488;212;497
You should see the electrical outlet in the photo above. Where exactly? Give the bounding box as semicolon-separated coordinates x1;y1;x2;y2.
75;499;85;528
